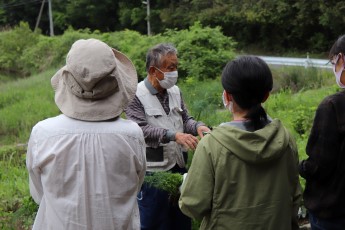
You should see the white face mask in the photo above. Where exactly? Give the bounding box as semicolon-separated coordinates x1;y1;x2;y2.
333;55;345;88
155;67;178;89
222;90;233;113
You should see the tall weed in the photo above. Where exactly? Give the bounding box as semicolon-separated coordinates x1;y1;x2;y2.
0;144;34;229
179;77;228;126
265;85;338;158
271;66;334;92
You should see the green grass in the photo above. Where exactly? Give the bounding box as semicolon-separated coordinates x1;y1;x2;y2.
0;69;60;146
0;66;339;228
0;145;35;230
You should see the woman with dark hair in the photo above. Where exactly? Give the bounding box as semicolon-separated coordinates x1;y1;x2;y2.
299;35;345;229
220;55;273;131
179;56;302;230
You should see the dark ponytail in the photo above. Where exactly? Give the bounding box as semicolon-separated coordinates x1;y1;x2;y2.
221;56;273;130
244;104;268;130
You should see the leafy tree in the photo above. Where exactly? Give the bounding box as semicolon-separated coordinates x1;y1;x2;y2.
0;0;43;29
64;0;118;31
117;1;146;33
1;0;344;53
318;0;345;49
0;6;6;24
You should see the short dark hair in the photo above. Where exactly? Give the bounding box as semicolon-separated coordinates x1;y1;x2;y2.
145;43;177;72
221;55;273;129
329;35;345;60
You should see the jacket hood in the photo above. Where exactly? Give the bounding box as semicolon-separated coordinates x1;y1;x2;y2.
210;119;290;164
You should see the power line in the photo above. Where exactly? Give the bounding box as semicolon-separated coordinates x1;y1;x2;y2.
1;0;54;37
0;0;42;9
0;0;42;8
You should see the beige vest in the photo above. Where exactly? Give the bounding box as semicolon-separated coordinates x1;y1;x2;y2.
136;81;185;171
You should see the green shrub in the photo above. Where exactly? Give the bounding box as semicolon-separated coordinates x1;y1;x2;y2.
20;35;61;73
165;21;237;80
292;105;314;136
0;22;39;76
103;22;237;81
1;26;108;77
20;28;104;75
1;23;237;83
102;30;165;80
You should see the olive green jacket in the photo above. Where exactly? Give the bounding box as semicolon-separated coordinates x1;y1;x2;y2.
179;119;301;230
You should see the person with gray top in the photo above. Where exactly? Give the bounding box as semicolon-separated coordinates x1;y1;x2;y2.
125;43;210;230
26;38;146;230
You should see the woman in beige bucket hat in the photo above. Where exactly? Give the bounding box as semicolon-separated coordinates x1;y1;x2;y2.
51;38;138;121
26;38;146;230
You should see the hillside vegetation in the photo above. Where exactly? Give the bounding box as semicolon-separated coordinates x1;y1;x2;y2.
1;0;344;53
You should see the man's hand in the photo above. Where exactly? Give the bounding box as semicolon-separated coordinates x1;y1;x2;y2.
175;132;199;150
197;125;211;138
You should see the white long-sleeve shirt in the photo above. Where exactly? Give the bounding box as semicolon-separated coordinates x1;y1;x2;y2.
26;114;146;230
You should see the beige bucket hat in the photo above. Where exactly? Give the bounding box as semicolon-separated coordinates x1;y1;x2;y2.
51;39;137;121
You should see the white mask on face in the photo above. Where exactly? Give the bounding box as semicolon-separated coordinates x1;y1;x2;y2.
333;55;345;88
155;67;178;89
222;91;233;113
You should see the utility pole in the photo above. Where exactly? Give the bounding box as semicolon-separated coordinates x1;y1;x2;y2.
48;0;54;36
34;0;45;32
142;0;151;36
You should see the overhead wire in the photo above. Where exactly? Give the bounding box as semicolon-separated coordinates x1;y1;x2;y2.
0;0;43;9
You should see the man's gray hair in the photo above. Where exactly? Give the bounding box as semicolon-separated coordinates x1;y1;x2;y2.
146;43;177;72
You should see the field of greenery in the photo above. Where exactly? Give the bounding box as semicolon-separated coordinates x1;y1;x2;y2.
0;22;340;229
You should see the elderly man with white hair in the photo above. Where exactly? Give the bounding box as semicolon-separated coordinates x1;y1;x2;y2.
125;43;210;230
